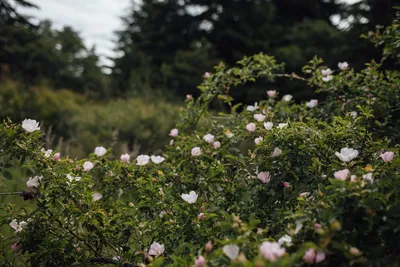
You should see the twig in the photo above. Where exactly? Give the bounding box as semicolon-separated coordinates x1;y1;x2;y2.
36;200;102;258
0;191;22;195
275;72;307;81
0;191;38;200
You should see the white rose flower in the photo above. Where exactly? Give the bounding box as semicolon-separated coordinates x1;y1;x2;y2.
338;62;349;70
41;148;53;158
335;147;359;162
254;114;266;122
27;175;43;188
321;68;332;76
92;192;103;202
94;146;107;157
277;123;288;129
223;244;240;260
264;122;273;130
66;174;81;183
306;99;318;108
203;134;215;143
278;234;292;246
362;173;374;183
282;94;292;102
322;75;333;82
22;119;40;132
246;102;258;112
10;219;27;232
191;147;202;157
181;191;198;203
136;155;150;165
149;242;165;257
151;155;165;164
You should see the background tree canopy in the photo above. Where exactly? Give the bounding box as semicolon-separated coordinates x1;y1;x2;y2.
111;0;399;101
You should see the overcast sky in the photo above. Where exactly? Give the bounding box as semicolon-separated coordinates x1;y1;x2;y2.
20;0;131;67
19;0;361;67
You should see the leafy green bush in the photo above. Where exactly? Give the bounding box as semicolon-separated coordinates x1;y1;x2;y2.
0;80;180;157
68;98;180;157
0;14;399;267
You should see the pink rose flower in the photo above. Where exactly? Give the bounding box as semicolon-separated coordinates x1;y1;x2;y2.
380;151;394;162
195;256;206;267
246;123;256;132
257;171;271;184
259;241;285;261
213;141;221;149
169;128;179;137
303;248;326;264
83;161;94;171
254;136;263;145
53;152;61;161
198;213;205;220
334;169;349;181
205;241;213;252
270;147;282;158
267;90;277;97
11;242;22;252
120;153;130;162
303;248;316;264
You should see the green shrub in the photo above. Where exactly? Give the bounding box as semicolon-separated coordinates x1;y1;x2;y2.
0;80;181;158
68;98;180;157
0;13;399;267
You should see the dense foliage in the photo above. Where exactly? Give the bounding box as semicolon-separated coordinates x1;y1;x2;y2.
0;79;180;157
0;12;399;267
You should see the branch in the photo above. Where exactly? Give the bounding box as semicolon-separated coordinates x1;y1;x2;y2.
36;200;102;258
275;72;308;81
0;191;38;200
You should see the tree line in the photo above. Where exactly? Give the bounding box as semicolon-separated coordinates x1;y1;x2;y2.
1;0;399;102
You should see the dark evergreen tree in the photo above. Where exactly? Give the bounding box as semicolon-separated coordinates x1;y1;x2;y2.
112;0;399;102
112;0;219;97
341;0;400;70
0;0;109;98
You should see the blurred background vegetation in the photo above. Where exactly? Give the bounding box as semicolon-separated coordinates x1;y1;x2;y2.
0;0;399;158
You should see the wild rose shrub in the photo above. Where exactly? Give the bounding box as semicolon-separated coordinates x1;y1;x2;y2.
1;17;400;267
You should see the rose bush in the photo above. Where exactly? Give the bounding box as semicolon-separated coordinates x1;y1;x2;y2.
1;13;400;267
